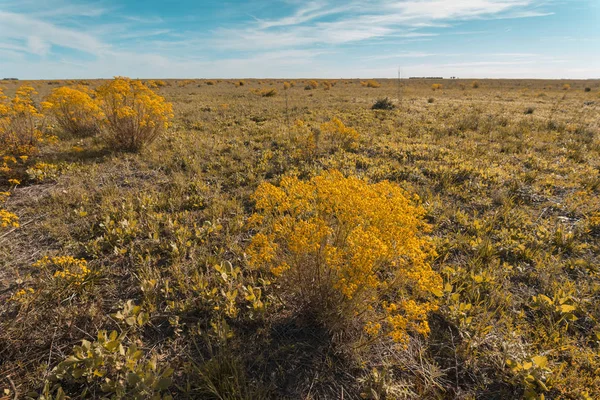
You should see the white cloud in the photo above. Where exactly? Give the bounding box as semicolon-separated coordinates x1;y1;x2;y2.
0;11;107;55
27;37;52;56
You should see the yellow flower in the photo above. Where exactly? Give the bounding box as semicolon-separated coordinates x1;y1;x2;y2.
33;256;91;286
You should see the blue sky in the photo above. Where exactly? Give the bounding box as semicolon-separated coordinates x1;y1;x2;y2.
0;0;598;79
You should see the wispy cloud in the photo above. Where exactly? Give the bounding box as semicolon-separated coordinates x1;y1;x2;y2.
0;11;108;55
212;0;553;50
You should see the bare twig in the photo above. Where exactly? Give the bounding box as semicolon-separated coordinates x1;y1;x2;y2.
5;375;18;400
0;217;38;241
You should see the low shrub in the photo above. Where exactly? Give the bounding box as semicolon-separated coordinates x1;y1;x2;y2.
0;85;46;157
42;86;104;137
247;170;442;345
253;88;277;97
305;80;319;90
372;97;395;110
361;80;381;88
96;77;174;152
320;117;359;150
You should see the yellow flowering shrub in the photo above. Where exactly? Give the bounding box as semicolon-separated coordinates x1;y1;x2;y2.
41;86;104;136
320;117;359;150
33;255;91;287
96;77;174;152
247;170;442;345
290;119;317;159
0;85;46;157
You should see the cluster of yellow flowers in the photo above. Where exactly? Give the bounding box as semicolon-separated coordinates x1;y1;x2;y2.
96;77;174;151
9;287;35;304
247;170;442;345
33;255;91;286
42;86;104;136
0;191;18;229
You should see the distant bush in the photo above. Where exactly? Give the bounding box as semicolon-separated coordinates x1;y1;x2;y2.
524;107;535;115
372;97;395;110
235;80;245;87
361;80;381;88
471;81;480;88
247;170;442;345
305;80;318;90
96;77;173;152
146;80;166;88
178;80;194;87
253;88;277;97
431;84;443;91
427;97;435;103
42;86;104;137
206;80;216;86
563;84;571;90
584;87;591;92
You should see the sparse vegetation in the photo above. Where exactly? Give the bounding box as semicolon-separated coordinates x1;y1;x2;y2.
1;78;599;399
372;97;395;110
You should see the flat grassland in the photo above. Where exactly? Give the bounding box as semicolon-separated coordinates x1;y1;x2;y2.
1;78;599;399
